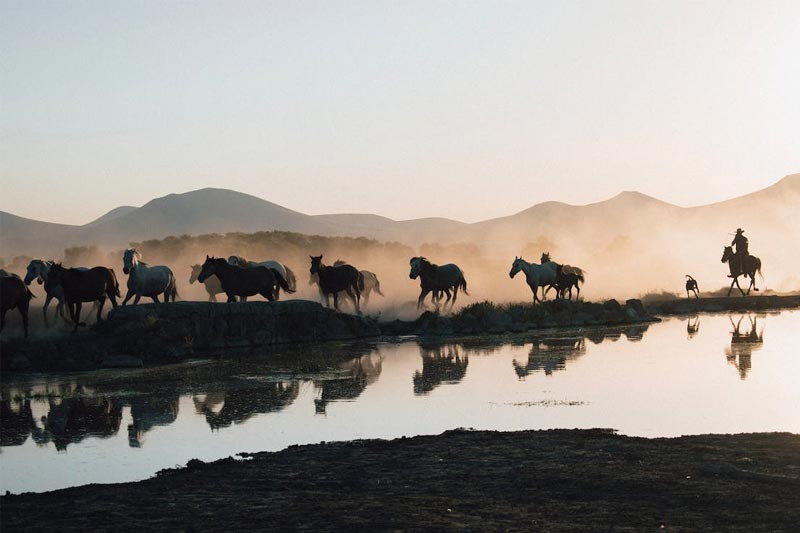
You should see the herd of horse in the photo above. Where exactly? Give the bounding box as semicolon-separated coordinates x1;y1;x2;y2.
0;243;764;339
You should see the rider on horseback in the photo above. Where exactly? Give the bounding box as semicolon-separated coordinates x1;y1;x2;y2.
729;228;749;278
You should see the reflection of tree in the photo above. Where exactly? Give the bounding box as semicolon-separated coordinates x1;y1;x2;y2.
313;354;383;414
127;395;180;448
413;344;469;395
0;399;36;446
201;382;300;430
687;316;700;339
725;315;764;380
36;397;123;451
513;337;586;378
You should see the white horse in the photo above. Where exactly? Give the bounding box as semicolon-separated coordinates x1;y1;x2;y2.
227;255;297;299
189;264;224;302
509;257;557;304
122;249;177;304
24;259;99;326
309;260;384;309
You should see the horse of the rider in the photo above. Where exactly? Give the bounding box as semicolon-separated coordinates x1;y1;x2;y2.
721;228;762;297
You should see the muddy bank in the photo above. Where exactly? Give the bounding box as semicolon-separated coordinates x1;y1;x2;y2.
2;429;798;531
645;294;800;315
1;298;655;373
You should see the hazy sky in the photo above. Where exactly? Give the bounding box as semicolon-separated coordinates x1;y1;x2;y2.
1;1;798;225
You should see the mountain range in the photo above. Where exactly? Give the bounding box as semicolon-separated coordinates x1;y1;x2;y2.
1;174;798;292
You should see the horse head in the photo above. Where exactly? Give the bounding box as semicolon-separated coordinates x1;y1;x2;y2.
309;255;323;275
24;259;46;286
189;265;201;284
197;256;218;283
721;246;734;263
409;256;426;279
227;255;246;267
540;252;551;264
123;248;141;275
509;257;524;279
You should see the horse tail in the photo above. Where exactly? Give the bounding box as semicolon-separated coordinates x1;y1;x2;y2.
577;272;585;285
357;272;365;292
373;275;385;297
109;268;121;297
757;259;764;281
271;269;294;293
458;276;469;296
284;265;297;292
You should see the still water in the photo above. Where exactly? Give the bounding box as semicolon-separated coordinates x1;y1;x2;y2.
1;311;798;494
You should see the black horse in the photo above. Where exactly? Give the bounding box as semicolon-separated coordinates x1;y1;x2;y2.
309;255;363;314
721;246;762;297
46;264;120;332
409;257;468;311
555;265;584;300
197;256;292;303
1;276;34;338
685;275;700;299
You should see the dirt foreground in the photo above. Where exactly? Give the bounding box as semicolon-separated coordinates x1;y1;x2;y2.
2;429;799;532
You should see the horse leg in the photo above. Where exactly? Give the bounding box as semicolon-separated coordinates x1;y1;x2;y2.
21;304;29;338
122;289;135;305
727;277;737;297
226;293;236;303
261;289;275;302
417;289;430;310
95;297;106;323
734;277;745;297
333;292;340;312
151;294;161;303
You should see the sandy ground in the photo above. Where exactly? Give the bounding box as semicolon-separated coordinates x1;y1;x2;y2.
2;429;799;531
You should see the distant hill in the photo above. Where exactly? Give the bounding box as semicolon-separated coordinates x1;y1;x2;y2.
1;174;798;294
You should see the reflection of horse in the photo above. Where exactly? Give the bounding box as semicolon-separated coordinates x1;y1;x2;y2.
39;397;123;451
198;256;292;302
228;255;297;299
410;257;468;311
189;264;223;302
721;246;762;297
413;344;469;394
127;395;180;448
686;316;700;339
310;260;384;310
201;382;299;430
0;399;37;446
310;255;363;314
313;354;383;414
725;315;764;380
1;275;34;338
513;336;585;378
121;249;178;304
509;257;556;304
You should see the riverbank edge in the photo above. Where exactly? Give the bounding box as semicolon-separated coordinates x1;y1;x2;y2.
2;428;798;531
1;294;796;374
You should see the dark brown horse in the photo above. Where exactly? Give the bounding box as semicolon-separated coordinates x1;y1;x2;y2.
1;276;34;338
721;246;762;297
46;264;120;332
309;255;363;314
197;256;292;302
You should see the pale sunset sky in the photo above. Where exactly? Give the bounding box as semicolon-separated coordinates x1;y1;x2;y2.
1;0;798;224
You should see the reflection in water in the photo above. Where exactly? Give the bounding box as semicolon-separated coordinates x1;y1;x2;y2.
725;315;765;380
39;396;123;451
199;382;300;430
514;325;649;378
314;354;382;414
687;316;700;339
413;343;469;395
0;400;36;447
513;336;586;378
128;395;180;447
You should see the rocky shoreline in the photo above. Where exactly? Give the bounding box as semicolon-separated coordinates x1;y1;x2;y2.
2;429;798;531
1;294;796;373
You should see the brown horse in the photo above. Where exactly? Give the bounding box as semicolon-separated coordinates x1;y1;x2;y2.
46;264;120;332
197;256;292;302
1;276;34;338
721;246;762;297
310;255;362;314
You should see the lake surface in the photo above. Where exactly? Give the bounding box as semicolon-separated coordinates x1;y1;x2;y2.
1;311;798;494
